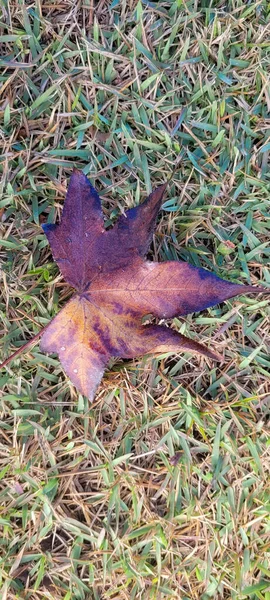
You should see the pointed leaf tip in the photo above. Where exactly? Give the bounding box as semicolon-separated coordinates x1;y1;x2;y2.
104;181;168;261
241;284;270;295
42;222;57;233
203;347;223;362
70;168;91;185
155;181;168;195
72;167;85;176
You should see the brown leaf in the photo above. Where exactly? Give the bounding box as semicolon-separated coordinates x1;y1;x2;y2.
40;170;269;400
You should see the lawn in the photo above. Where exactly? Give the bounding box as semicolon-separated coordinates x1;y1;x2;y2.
0;1;270;599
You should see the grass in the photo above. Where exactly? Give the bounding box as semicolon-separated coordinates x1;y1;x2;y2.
0;0;270;598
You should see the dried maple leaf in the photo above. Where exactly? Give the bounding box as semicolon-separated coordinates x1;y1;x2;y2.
40;170;268;400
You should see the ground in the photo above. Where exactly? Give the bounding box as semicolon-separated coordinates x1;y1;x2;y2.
0;1;270;599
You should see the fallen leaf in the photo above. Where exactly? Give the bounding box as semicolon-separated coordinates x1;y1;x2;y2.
41;170;268;400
